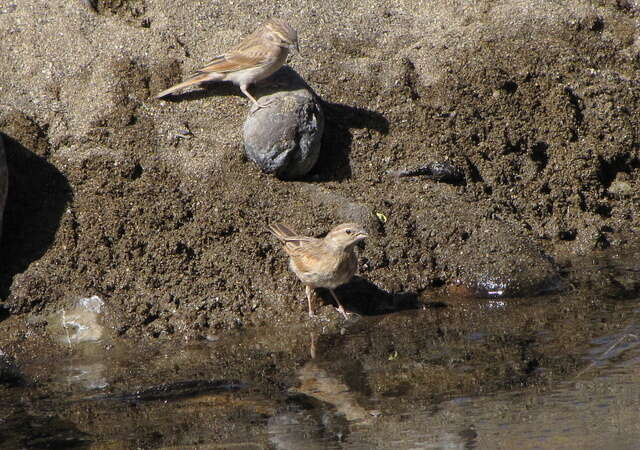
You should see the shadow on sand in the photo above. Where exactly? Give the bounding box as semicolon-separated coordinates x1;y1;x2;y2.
0;133;71;311
316;276;426;316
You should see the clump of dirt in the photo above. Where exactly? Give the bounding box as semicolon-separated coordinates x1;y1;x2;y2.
95;0;148;26
0;0;639;337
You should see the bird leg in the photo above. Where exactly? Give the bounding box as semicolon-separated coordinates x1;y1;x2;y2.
241;84;274;111
329;289;349;320
305;285;316;318
309;332;317;359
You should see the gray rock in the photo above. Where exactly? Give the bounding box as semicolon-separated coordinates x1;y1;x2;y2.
47;295;106;345
0;134;7;241
243;69;324;179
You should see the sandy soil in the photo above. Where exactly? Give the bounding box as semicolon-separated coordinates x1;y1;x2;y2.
0;0;639;336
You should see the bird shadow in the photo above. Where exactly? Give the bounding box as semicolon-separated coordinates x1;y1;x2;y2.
260;67;390;182
316;276;424;316
0;134;72;310
155;66;389;182
310;100;389;182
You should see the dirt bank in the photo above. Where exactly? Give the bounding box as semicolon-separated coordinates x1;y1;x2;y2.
1;0;639;336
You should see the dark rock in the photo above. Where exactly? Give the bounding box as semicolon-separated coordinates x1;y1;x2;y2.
243;69;324;180
388;161;465;184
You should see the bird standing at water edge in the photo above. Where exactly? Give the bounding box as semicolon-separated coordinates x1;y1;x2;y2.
155;18;299;110
268;223;368;319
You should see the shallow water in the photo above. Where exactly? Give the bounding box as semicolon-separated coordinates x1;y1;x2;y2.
1;253;639;449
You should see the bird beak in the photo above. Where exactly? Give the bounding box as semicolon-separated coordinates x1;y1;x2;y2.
357;232;368;240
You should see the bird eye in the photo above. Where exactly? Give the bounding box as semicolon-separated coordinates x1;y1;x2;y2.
345;229;352;234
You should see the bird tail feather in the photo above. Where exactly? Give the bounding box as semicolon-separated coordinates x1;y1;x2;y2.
155;72;224;98
267;223;298;241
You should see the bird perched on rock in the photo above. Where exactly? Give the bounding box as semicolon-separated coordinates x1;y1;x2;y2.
155;18;298;109
268;223;368;319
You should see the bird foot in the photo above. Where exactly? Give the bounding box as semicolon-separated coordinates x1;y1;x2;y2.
336;305;350;320
250;99;275;113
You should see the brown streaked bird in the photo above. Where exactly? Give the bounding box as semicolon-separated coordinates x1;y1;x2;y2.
155;18;298;109
268;223;368;319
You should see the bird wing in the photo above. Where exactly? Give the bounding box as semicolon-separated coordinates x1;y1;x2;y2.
288;247;325;274
196;41;276;75
282;238;323;258
268;224;328;259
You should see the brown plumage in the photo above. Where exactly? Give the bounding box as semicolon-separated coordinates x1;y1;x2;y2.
155;18;298;109
269;223;368;319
